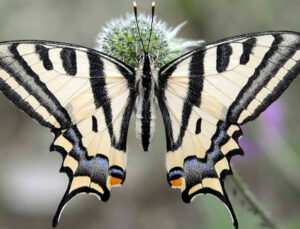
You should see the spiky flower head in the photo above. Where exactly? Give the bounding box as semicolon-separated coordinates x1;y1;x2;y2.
96;14;203;68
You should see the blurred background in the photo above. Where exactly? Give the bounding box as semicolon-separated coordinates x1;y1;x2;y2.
0;0;300;229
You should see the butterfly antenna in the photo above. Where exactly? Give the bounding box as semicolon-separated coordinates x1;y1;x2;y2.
147;2;155;52
133;2;146;53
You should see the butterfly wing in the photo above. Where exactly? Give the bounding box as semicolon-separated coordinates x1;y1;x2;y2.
157;31;300;228
0;41;136;226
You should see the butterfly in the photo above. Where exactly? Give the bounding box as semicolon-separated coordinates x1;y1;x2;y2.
0;2;299;228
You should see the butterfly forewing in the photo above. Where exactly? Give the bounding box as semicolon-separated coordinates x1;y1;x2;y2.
157;31;300;228
0;40;136;226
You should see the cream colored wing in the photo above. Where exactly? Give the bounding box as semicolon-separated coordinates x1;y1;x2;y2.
157;31;300;229
0;41;136;227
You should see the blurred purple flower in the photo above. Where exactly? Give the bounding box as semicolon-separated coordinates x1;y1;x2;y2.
237;100;285;158
261;100;285;130
239;137;262;158
261;100;285;142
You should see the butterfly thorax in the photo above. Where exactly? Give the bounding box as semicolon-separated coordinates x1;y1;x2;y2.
135;53;157;151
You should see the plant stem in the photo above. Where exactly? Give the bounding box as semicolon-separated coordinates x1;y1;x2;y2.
231;168;279;229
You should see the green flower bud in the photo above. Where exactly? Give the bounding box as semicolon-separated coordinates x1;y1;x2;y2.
96;13;203;68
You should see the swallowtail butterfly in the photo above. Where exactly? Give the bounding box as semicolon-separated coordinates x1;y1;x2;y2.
0;2;299;228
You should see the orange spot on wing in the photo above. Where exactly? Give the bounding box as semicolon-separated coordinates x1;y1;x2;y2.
170;178;182;187
110;177;123;186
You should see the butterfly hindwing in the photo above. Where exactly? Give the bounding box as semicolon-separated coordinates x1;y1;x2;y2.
0;41;136;226
157;31;300;228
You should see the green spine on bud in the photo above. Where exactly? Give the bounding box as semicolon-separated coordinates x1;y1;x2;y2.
96;14;203;68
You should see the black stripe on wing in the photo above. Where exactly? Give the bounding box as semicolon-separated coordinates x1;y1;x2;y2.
216;43;233;73
88;52;136;150
0;75;47;125
0;43;72;128
157;51;205;152
36;44;54;70
88;51;105;108
227;34;300;124
240;37;256;65
60;48;77;76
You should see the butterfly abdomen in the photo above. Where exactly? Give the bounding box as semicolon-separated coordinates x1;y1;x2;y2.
135;54;157;151
135;100;156;150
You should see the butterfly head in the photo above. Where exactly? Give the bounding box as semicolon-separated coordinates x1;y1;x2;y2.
141;52;157;76
137;50;156;65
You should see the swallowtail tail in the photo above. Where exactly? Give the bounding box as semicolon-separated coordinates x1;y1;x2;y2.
0;2;299;228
